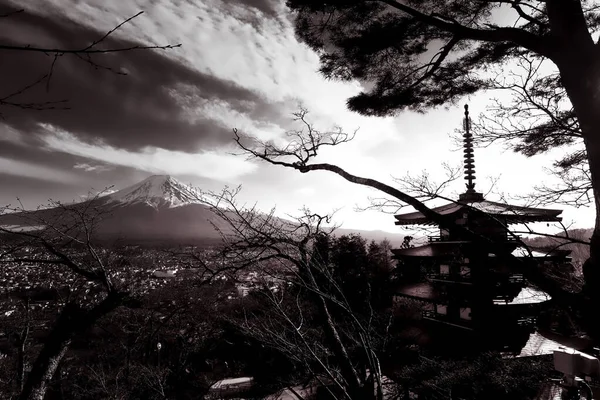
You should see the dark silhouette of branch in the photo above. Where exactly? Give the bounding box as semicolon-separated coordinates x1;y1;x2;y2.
378;0;555;58
0;74;69;111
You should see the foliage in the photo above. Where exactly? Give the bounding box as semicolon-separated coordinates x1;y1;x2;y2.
285;0;600;249
288;0;570;115
394;352;554;399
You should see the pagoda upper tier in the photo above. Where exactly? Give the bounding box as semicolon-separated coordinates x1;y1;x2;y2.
395;104;562;227
394;195;563;226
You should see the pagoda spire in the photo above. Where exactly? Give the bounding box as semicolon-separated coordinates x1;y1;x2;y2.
463;104;476;193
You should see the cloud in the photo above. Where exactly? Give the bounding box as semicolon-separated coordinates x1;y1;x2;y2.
0;2;289;154
41;124;257;180
0;1;402;159
73;162;115;173
1;0;586;231
294;187;316;196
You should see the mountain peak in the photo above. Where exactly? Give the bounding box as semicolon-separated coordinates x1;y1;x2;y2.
106;175;203;208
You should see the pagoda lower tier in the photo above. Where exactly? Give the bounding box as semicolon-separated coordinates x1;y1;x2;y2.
391;240;572;352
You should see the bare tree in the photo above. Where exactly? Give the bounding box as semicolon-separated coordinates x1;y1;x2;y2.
200;186;392;399
0;197;144;400
469;55;591;208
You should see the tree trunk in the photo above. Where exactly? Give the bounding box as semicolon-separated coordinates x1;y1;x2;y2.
18;293;126;400
18;303;77;400
16;299;31;393
301;249;364;398
559;56;600;341
16;324;29;392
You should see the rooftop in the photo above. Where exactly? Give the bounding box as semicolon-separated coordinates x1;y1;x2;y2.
394;199;563;226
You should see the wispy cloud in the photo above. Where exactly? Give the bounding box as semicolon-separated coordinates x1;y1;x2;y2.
73;162;114;173
41;124;256;181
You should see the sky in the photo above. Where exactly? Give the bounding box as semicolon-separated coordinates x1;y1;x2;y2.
0;0;595;234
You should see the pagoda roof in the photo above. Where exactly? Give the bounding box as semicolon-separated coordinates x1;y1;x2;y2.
392;242;571;259
505;247;571;259
394;198;563;226
493;287;550;305
396;282;551;305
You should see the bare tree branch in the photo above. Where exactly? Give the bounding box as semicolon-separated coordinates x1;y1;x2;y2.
0;10;181;112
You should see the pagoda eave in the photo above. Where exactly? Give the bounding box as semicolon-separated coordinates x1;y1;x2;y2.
394;220;437;226
394;199;564;226
394;215;562;226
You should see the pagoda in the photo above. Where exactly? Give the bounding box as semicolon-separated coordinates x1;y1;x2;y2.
392;105;572;353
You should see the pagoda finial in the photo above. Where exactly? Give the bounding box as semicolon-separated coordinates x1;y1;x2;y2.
463;104;476;193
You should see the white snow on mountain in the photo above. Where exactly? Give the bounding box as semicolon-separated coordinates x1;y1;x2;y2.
105;175;205;209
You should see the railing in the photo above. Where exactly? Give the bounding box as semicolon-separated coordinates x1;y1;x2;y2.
507;274;524;283
427;235;522;242
422;310;474;330
516;316;536;327
427;273;472;284
492;292;519;304
428;236;446;242
422;310;535;330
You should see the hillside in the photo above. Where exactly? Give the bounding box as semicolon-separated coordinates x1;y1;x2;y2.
523;228;592;267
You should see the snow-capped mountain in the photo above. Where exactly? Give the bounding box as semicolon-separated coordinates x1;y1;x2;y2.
0;175;405;245
105;175;204;209
0;175;221;244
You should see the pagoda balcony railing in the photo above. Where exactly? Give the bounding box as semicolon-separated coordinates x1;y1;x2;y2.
516;316;536;327
422;310;473;330
507;274;524;284
428;235;522;243
422;311;535;330
428;236;448;242
427;272;472;284
428;236;450;243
